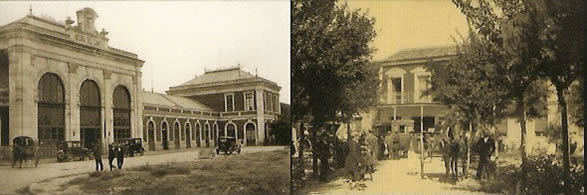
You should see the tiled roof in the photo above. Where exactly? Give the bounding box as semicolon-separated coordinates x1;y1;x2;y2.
179;67;256;86
382;45;457;62
142;91;213;111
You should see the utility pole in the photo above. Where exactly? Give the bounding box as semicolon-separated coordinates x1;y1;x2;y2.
420;105;424;179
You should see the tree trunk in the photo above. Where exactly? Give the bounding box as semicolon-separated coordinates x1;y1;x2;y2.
347;122;351;146
299;122;304;159
466;121;472;178
312;127;318;177
519;95;528;195
556;89;571;195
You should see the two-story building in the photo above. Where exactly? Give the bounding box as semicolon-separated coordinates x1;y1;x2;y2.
371;45;583;154
0;8;282;160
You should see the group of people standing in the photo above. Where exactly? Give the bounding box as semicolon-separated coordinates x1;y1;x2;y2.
439;129;496;181
344;131;378;188
92;139;126;171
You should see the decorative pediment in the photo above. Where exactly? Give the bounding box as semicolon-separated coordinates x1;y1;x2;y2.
65;8;109;49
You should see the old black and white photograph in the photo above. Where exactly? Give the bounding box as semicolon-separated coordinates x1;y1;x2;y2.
292;0;583;194
0;1;290;194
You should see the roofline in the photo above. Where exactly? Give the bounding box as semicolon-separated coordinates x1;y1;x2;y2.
377;54;457;67
168;77;281;92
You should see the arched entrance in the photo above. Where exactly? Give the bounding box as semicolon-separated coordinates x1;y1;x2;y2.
161;122;169;150
174;122;180;149
147;121;155;151
195;123;201;147
246;123;256;146
113;86;131;143
185;123;191;148
204;123;210;147
79;80;101;149
37;73;65;158
226;123;236;138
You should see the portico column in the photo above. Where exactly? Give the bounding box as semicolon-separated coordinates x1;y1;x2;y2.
255;88;265;145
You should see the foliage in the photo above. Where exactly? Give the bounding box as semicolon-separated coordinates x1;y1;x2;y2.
269;119;292;145
291;157;306;192
483;155;584;195
568;79;584;127
292;0;378;127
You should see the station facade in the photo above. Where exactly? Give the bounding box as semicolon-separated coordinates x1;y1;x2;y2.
0;8;281;159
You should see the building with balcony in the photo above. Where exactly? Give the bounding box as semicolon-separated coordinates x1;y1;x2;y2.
371;46;583;154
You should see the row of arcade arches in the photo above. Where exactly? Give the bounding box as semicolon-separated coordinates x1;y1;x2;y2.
144;119;258;150
37;72;132;157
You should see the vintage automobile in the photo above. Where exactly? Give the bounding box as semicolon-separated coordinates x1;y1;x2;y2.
121;138;145;157
12;136;39;168
216;136;241;155
56;141;92;162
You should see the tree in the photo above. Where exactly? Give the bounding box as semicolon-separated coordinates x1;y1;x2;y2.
425;29;516;176
292;0;377;181
507;1;584;192
269;120;291;145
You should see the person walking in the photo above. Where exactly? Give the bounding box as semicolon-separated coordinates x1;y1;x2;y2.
384;132;392;160
116;144;125;169
93;140;104;171
108;143;116;171
344;134;362;189
476;130;495;180
449;135;460;179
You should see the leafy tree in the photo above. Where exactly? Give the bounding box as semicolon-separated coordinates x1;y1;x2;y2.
269;120;291;145
292;0;377;181
505;0;584;192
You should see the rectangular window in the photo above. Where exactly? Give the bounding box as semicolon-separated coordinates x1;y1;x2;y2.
391;78;402;104
244;92;255;111
272;95;278;112
225;94;234;112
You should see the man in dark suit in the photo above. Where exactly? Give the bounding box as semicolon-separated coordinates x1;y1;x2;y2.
476;130;495;180
93;140;104;171
116;144;125;169
108;143;116;171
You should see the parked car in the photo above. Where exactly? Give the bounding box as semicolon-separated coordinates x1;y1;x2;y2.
216;136;241;155
56;141;91;162
121;138;145;157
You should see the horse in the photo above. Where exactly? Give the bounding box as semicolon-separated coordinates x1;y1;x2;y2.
12;136;39;168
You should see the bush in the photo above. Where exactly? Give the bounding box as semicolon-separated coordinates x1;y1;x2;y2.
291;157;306;192
488;155;584;194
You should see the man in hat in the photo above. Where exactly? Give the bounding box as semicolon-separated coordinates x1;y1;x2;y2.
344;131;362;188
93;139;104;171
476;130;495;180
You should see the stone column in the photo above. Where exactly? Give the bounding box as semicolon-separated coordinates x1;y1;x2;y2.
103;70;114;144
68;63;80;141
255;89;265;145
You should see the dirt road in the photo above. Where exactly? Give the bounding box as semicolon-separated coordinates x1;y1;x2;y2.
301;156;491;195
0;146;285;194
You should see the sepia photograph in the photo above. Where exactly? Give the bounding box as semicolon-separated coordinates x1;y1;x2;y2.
0;1;291;194
292;0;583;194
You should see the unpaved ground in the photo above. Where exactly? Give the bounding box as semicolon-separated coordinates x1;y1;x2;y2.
25;146;289;195
1;146;284;194
300;155;495;195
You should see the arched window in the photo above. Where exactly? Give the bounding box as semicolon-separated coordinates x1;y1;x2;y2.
38;73;65;142
212;123;218;141
147;120;155;150
246;123;256;145
80;80;101;147
204;123;210;142
227;123;236;138
113;86;131;142
174;122;180;148
38;73;65;157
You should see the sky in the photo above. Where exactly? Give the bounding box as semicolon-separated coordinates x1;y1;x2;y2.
347;0;470;61
0;1;291;104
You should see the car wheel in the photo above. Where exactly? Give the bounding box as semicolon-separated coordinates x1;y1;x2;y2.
57;151;65;162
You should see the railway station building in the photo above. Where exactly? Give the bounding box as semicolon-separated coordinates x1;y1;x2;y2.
0;8;281;159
